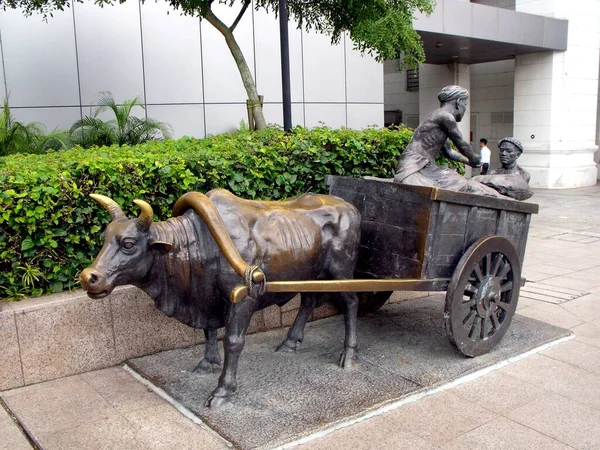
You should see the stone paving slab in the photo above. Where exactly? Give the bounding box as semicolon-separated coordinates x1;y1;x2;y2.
1;367;228;450
129;295;571;449
0;401;31;450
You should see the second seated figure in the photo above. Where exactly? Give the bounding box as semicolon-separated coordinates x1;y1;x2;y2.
472;137;533;200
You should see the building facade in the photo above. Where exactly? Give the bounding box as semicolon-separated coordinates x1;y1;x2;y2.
386;0;600;188
0;1;384;137
2;0;599;189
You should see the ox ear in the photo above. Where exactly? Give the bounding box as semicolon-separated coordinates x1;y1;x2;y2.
149;239;173;255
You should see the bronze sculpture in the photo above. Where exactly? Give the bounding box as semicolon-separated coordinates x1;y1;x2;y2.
472;137;533;200
80;190;361;408
394;85;502;198
491;137;530;181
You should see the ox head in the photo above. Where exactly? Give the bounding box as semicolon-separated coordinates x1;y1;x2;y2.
80;194;172;299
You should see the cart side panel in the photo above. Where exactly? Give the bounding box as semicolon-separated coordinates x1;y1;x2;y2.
464;207;501;250
516;214;532;265
496;210;531;265
424;202;482;278
425;204;532;278
328;177;432;279
358;221;423;278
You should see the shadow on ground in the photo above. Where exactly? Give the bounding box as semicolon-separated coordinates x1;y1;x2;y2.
128;295;570;449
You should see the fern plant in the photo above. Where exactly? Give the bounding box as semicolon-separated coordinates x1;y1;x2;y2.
0;101;69;156
70;92;173;148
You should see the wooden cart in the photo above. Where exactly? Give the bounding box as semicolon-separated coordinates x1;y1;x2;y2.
229;176;538;357
326;175;539;357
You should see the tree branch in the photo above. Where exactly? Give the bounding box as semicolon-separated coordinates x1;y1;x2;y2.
204;6;230;35
230;0;250;32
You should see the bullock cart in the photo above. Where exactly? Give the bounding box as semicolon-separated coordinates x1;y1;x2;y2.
230;176;538;358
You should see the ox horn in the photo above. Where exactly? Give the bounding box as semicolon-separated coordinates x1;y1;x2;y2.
89;193;125;221
134;199;154;231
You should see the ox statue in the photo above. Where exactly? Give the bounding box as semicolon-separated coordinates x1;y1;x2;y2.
80;189;361;407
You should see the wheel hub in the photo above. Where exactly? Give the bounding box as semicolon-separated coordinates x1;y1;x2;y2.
474;276;501;318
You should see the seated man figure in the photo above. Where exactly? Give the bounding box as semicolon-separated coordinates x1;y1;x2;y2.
472;137;533;200
394;85;501;197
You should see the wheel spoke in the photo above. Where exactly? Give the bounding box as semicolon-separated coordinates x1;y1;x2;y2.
497;301;510;311
480;316;488;340
464;282;477;295
473;263;484;283
500;281;513;293
498;260;511;281
485;254;491;276
462;296;475;306
491;254;503;277
469;316;480;339
490;313;499;331
462;309;476;326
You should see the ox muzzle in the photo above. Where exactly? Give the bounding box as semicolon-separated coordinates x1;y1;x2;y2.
80;267;112;299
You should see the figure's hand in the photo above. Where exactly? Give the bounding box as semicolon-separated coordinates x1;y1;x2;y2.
469;155;482;168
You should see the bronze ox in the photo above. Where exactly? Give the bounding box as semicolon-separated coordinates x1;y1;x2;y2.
80;189;361;407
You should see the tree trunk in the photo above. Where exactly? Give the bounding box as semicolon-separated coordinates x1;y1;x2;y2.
204;9;267;131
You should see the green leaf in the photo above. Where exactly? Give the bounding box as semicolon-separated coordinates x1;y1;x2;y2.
21;238;35;251
49;282;63;293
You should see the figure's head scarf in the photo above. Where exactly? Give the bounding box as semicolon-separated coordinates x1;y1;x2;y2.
438;85;469;104
499;137;524;153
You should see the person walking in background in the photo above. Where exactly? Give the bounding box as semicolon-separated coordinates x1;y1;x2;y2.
479;138;491;175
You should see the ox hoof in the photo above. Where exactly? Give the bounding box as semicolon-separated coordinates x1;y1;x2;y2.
193;359;220;374
205;394;228;409
276;339;299;353
339;348;357;369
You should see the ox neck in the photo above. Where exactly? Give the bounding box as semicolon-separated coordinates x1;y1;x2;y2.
134;220;182;298
148;220;178;249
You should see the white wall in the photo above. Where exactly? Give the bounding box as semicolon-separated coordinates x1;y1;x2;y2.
0;0;383;138
514;0;599;188
470;60;515;170
383;60;419;126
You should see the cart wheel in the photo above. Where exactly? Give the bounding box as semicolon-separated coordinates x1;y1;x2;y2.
357;291;393;315
445;236;521;357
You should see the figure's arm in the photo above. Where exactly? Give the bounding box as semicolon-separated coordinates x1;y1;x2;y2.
442;140;469;164
440;115;481;167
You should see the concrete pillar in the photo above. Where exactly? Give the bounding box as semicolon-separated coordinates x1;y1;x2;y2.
419;63;472;175
514;0;600;188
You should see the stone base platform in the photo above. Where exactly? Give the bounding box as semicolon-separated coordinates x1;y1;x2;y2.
129;295;571;449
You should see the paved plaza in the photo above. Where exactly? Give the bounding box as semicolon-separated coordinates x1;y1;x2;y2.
2;186;600;449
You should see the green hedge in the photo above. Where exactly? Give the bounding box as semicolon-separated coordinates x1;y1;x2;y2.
0;126;461;300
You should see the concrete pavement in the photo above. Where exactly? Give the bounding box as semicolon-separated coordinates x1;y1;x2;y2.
3;186;600;449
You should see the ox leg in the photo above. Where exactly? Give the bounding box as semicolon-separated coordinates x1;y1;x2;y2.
337;292;359;369
205;297;256;408
276;293;318;353
193;328;221;374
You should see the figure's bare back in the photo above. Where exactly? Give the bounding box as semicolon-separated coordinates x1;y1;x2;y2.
405;110;459;159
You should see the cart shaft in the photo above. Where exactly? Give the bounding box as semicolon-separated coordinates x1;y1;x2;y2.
230;278;449;303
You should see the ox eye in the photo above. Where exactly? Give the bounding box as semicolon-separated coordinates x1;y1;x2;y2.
122;240;136;250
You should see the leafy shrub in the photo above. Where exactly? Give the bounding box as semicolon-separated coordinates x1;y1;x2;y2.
0;125;461;300
0;101;70;156
70;92;172;148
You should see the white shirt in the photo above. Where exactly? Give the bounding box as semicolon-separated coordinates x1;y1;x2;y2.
480;146;491;164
